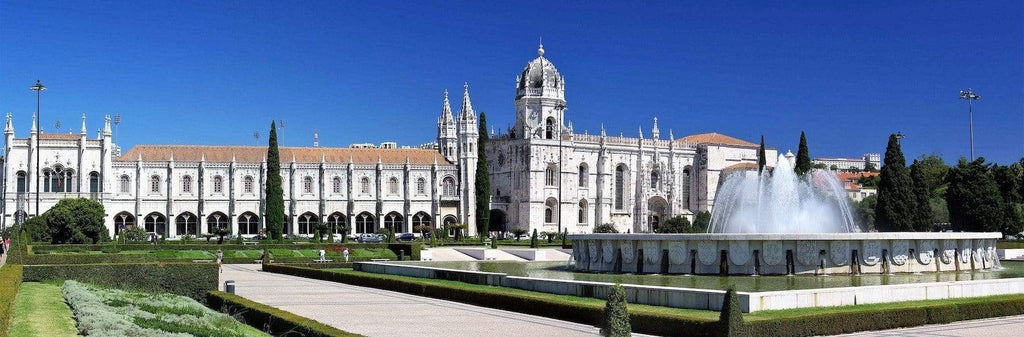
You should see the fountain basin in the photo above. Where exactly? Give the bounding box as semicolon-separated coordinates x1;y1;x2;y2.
569;232;1001;275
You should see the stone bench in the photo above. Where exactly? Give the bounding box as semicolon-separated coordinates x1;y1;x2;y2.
313;259;333;263
192;259;214;263
242;241;259;246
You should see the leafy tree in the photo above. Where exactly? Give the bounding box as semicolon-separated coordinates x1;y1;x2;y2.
795;131;812;176
914;154;950;197
593;224;619;233
857;175;880;188
929;196;950;225
511;228;528;241
265;121;285;241
601;284;631;337
655;216;691;233
864;161;878;172
946;158;1006;233
993;164;1022;204
830;165;839;171
757;135;766;174
213;226;231;244
812;163;828;170
123;227;148;242
910;160;933;231
875;134;916;231
692;211;712;233
23;215;50;243
42;198;109;244
853;194;877;230
476;112;491;240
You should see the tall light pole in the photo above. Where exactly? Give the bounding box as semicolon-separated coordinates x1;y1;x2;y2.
555;102;566;234
30;80;46;217
959;89;980;161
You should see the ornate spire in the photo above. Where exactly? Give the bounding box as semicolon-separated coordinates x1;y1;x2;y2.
538;37;544;56
668;129;674;141
458;83;474;120
651;117;660;140
103;115;112;136
600;123;606;137
638;126;644;139
440;89;454;124
5;113;13;134
80;113;87;135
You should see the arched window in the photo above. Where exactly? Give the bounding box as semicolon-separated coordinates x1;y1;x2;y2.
416;178;426;195
545;117;556;139
213;176;224;193
144;212;166;234
42;169;51;192
615;165;626;210
545;164;556;186
388;177;399;195
303;176;313;194
650;171;660;190
150;175;161;193
578;199;588;224
360;177;370;194
238;212;259;235
207;212;229;233
411;212;431;228
545;198;557;224
332;177;342;194
355;212;375;234
243;176;254;194
181;175;192;193
682;167;692;210
119;175;131;193
89;172;101;194
327;212;346;234
442;177;456;196
114;212;135;235
175;212;198;236
297;212;318;235
384;212;403;233
578;164;588;188
16;171;27;193
44;166;75;192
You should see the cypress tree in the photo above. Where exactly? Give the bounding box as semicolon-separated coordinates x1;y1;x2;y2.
910;160;933;231
795;131;812;175
875;134;916;231
757;135;766;174
265;121;285;241
476;113;491;240
601;284;631;337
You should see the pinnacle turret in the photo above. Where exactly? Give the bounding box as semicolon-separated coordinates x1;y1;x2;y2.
458;83;474;121
440;89;454;125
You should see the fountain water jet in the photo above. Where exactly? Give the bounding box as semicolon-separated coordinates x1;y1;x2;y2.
708;154;859;233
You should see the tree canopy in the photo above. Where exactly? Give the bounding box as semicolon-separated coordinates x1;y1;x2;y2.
29;198;109;244
946;158;1006;233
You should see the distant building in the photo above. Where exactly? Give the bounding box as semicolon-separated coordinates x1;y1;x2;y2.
813;153;880;171
836;172;879;202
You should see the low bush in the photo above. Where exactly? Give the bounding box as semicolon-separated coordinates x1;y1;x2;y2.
207;291;362;337
23;263;218;301
0;264;25;336
62;281;264;337
601;284;631;337
263;265;718;336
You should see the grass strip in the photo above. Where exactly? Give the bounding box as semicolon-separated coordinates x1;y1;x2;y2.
7;282;77;337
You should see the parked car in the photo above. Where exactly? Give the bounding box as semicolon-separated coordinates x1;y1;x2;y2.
359;233;383;243
396;233;416;242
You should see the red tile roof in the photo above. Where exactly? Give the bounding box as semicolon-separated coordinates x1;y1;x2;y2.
678;132;757;147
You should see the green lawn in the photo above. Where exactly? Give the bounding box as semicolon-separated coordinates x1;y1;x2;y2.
8;283;78;337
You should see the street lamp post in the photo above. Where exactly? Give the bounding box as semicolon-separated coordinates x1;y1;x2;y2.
30;80;46;217
555;103;566;234
959;89;980;161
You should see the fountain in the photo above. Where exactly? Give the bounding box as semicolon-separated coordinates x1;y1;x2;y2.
569;154;1001;275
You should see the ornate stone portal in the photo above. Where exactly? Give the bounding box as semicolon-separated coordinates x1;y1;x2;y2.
569;232;1001;275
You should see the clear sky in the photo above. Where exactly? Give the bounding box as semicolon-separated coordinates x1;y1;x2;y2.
1;1;1021;164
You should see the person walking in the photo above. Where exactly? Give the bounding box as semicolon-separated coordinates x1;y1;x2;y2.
0;237;6;259
343;248;350;263
216;249;224;273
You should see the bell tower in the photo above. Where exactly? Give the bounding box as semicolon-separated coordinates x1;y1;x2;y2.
514;42;567;140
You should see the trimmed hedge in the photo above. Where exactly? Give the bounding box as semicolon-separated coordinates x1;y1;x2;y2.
24;253;389;265
31;242;420;261
0;264;24;337
207;291;362;337
742;295;1024;337
263;264;718;336
23;263;218;302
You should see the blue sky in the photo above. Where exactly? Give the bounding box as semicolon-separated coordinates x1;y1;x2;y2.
1;1;1021;164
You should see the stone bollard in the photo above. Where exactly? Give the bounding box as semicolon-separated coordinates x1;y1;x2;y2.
225;280;235;294
398;250;405;261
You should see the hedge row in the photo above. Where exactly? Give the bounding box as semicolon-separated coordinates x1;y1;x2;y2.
0;264;24;337
31;242;421;260
741;296;1024;337
24;253;395;265
22;263;218;302
263;264;718;336
206;291;363;337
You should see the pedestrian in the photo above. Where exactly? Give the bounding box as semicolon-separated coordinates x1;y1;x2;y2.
0;238;5;259
319;248;326;261
343;248;350;263
216;249;224;273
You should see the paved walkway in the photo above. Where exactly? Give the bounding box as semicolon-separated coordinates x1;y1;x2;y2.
220;264;604;337
837;315;1024;337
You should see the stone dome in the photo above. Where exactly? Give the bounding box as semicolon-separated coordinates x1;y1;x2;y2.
516;43;564;99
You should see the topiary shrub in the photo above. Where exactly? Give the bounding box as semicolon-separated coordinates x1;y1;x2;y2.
718;288;743;337
530;229;539;248
124;227;148;242
594;223;619;233
601;284;631;337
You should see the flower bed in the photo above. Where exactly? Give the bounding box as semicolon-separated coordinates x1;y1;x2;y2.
61;281;266;337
